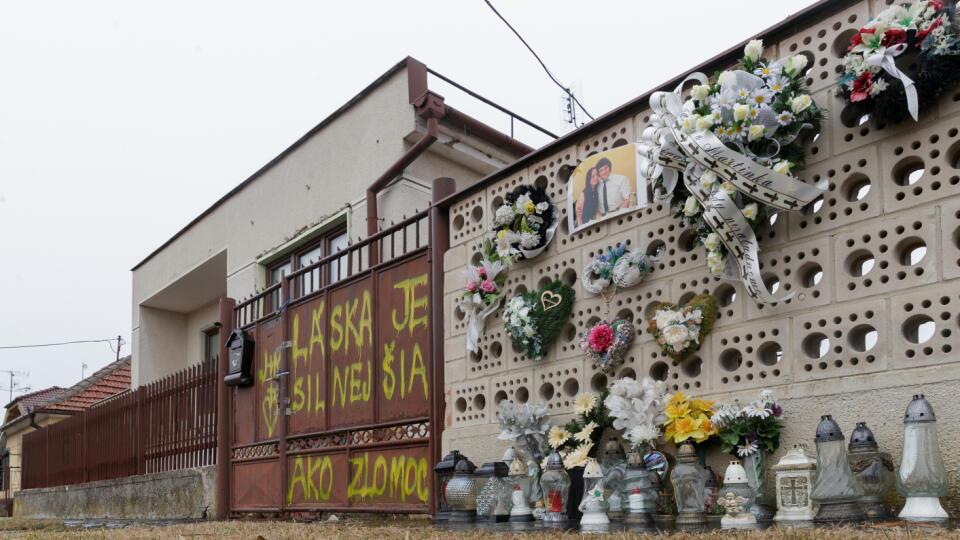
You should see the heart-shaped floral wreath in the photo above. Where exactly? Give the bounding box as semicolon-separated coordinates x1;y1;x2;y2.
503;280;575;360
648;294;719;362
580;318;635;374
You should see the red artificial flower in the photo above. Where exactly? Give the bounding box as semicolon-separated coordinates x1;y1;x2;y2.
588;324;615;353
930;0;944;11
916;16;943;44
850;71;873;102
882;29;907;47
848;27;876;50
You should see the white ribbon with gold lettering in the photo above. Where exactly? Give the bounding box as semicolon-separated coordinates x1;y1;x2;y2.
637;73;826;303
865;43;919;121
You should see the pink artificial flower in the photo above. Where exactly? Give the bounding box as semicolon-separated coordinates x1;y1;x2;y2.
588;324;615;353
477;266;487;278
480;280;496;293
466;280;478;292
850;71;872;102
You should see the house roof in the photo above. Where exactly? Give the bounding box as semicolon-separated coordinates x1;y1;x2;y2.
1;356;132;431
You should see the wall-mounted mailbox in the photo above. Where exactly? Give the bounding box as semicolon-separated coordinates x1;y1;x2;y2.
224;328;254;386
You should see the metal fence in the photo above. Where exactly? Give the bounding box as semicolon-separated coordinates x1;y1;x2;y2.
22;363;217;490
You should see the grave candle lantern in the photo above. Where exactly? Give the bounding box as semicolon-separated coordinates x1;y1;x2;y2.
579;457;610;526
847;422;894;519
622;451;657;524
809;415;865;522
445;457;478;523
720;460;756;528
433;450;463;521
475;461;510;522
897;394;949;521
671;443;707;525
540;451;570;523
772;443;817;521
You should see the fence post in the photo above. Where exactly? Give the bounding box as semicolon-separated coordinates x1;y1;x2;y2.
215;296;236;520
82;410;88;483
136;386;145;475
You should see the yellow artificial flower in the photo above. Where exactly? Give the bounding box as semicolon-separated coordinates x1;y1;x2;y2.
665;402;690;420
574;392;598;416
574;421;598;443
497;229;507;239
667;391;687;405
689;398;715;415
562;443;593;469
524;200;536;214
548;426;571;449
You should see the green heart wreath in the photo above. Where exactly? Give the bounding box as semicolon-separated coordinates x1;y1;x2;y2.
648;294;719;362
503;280;575;360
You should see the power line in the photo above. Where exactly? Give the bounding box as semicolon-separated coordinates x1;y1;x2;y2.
0;338;118;350
482;0;594;121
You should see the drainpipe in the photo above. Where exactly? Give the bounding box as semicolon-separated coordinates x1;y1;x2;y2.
366;92;447;256
215;297;236;520
28;412;41;430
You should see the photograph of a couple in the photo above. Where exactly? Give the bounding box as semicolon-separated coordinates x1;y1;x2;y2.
566;143;646;233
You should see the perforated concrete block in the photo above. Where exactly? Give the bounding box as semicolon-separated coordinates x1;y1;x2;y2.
639;218;705;275
831;88;940;156
443;244;466;272
880;116;960;213
789;145;882;239
490;369;535;411
607;196;673;233
890;285;960;370
711;317;792;393
776;1;869;93
444;268;464;295
558;294;606;361
643;340;713;395
533;357;585;414
803;89;834;166
834;207;940;302
486;166;532;221
748;235;834;318
670;269;746;329
466;321;508;379
530;148;579;205
555;204;608;254
941;199;960;280
792;298;888;382
445;355;465;385
445;292;467;338
449;190;486;247
584;342;644;393
531;248;582;298
575;119;634;161
938;86;960;118
449;380;490;428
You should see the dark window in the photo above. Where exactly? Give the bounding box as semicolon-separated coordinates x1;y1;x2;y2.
268;225;348;299
204;328;219;371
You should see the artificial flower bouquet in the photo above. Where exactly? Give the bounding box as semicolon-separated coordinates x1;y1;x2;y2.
656;38;823;276
503;280;574;361
460;239;508;353
547;389;614;469
497;399;551;461
580;319;635;374
840;0;960;124
603;376;668;452
492;185;557;263
581;241;655;294
712;389;783;457
648;294;718;361
662;391;717;446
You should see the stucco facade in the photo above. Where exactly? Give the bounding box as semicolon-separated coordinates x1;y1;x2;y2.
131;58;534;387
440;0;960;513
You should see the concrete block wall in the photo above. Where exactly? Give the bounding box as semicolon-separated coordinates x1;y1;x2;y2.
440;0;960;512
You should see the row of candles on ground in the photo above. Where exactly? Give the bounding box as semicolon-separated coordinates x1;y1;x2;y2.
435;395;949;528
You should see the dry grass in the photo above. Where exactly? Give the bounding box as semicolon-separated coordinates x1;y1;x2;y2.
0;517;957;540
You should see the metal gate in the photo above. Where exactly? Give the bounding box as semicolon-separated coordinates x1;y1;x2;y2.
225;209;442;516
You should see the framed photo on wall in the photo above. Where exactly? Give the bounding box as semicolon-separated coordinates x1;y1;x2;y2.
566;143;647;234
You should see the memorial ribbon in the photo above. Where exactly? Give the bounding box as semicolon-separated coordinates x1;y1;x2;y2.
864;43;918;121
637;73;826;303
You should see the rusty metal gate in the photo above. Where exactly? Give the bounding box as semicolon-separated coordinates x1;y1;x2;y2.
225;208;444;516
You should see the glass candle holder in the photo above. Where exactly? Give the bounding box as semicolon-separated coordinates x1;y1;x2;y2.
540;451;570;523
810;415;864;522
897;395;949;521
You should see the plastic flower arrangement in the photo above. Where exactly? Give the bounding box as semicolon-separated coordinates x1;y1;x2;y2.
492;185;557;263
648;294;718;361
655;39;823;276
580;319;635;374
547;389;614;469
503;295;541;356
712;389;783;457
603;376;668;452
460;239;508;353
503;280;575;361
840;0;960;124
580;241;655;295
497;399;551;461
662;391;717;446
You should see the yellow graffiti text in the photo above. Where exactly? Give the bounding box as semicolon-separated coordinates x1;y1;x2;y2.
348;452;429;504
332;360;371;408
286;455;333;504
391;274;429;336
381;341;428;402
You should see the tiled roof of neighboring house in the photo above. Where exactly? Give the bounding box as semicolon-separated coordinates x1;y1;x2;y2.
41;356;131;412
5;387;67;415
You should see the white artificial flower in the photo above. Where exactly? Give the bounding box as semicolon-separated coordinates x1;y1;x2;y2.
773;160;793;176
696;115;714;132
654;310;678;329
548;426;571;449
870;78;889;96
626;424;661;447
707;250;725;274
721;182;737;196
742;202;759;220
661;324;691;347
710;88;737;111
524;325;536;337
691;84;711;101
682;196;700;217
563;443;593;469
682;115;698;132
744;39;764;61
737;442;759;457
776;110;795;126
748;124;765;142
750;88;775;108
769;76;790;94
494;204;515;226
717;71;733;86
575;421;598;442
743;403;771;419
786;54;809;74
790;94;813;113
736;88;752;101
574;393;598;416
733;103;750;122
520;231;540;248
708;109;723;125
703;233;720;251
754;63;782;80
536;201;550;213
700;170;718;189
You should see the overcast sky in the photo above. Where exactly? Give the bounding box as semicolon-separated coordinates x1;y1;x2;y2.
0;0;816;400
